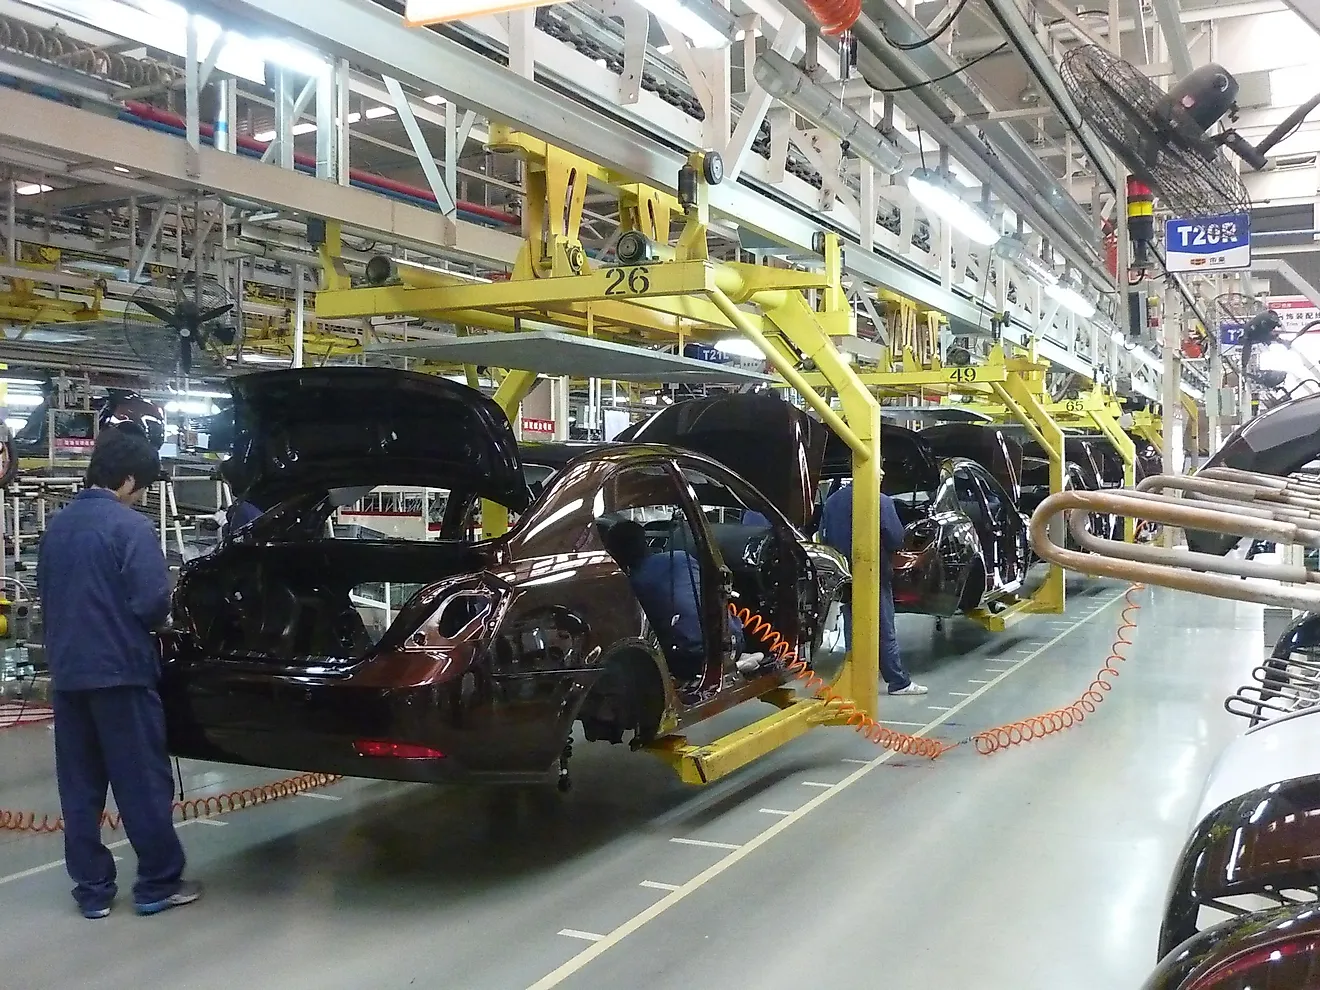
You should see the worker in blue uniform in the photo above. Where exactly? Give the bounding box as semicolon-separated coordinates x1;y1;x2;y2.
603;520;763;683
223;498;262;539
818;483;927;696
38;428;203;919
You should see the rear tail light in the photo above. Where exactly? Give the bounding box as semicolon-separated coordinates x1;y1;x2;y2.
353;739;446;759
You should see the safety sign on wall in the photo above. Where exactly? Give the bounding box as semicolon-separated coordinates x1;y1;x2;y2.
1164;212;1251;272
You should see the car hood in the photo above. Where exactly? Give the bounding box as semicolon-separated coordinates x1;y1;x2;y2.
821;422;942;496
623;393;825;529
1188;392;1320;554
222;368;531;511
918;423;1022;502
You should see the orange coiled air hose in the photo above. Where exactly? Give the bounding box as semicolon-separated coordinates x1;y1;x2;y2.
0;771;341;834
802;0;861;35
970;583;1145;755
730;603;948;759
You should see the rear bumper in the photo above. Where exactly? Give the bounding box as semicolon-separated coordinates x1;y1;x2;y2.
160;657;562;784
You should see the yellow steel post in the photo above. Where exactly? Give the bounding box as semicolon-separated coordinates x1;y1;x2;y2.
764;289;882;720
707;288;880;720
993;364;1067;620
1086;402;1138;541
482;369;539;539
317;220;351;291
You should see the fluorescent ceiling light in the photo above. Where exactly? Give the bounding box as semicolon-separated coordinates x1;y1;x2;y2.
253;129;277;142
404;0;548;25
635;0;737;48
993;234;1058;287
165;400;219;416
113;166;131;174
291;122;318;135
714;337;764;359
364;106;395;119
1044;275;1097;319
347;112;362;124
0;378;46;387
4;418;26;430
161;388;230;400
423;95;444;105
656;43;673;53
255;38;329;78
5;394;45;407
15;184;52;196
908;168;1000;246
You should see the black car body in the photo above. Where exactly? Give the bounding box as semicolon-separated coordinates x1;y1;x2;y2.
819;424;1031;617
160;374;849;784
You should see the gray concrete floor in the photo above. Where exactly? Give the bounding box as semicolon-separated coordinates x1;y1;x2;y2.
0;577;1259;990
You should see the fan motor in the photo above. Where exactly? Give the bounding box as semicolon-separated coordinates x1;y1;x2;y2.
1162;64;1238;135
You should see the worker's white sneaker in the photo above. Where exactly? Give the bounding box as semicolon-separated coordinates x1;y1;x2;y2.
736;653;767;676
888;682;929;696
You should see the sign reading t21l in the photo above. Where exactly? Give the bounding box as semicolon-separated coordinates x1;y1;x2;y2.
1164;212;1250;273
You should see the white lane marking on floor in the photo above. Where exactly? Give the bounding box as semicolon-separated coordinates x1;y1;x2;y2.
557;930;604;942
669;837;741;851
758;809;793;817
799;781;834;789
988;658;1017;664
927;705;951;711
521;586;1129;990
877;720;925;727
0;818;205;886
948;692;972;697
967;679;990;684
841;758;870;765
189;818;228;826
639;881;680;892
296;792;342;802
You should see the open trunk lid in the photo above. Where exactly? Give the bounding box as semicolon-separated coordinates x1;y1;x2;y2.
623;393;826;529
821;422;942;496
223;368;531;511
918;423;1022;502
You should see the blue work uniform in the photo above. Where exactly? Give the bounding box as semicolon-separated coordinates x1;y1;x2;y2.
37;488;183;914
818;484;912;691
627;549;744;680
223;499;262;539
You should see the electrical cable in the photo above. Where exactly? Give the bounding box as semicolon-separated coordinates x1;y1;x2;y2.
0;771;342;834
870;43;1008;93
880;0;970;50
732;578;1145;759
970;582;1143;753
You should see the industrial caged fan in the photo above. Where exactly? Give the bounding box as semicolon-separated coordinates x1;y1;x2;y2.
120;275;240;378
1215;292;1289;391
1060;44;1320;218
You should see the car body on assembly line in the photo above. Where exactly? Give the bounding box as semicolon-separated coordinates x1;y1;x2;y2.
1143;703;1320;988
160;372;849;785
818;423;1031;617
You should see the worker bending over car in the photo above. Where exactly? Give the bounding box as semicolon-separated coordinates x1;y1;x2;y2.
604;520;764;687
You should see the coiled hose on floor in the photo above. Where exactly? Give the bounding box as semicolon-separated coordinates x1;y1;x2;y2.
0;771;341;834
733;580;1145;760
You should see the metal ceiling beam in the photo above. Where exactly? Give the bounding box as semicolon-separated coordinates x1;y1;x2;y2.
976;0;1117;195
1150;0;1195;79
204;0;828;252
0;86;521;266
837;0;1112;287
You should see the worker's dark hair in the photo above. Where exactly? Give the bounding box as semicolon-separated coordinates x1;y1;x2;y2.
85;426;161;493
602;519;649;569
